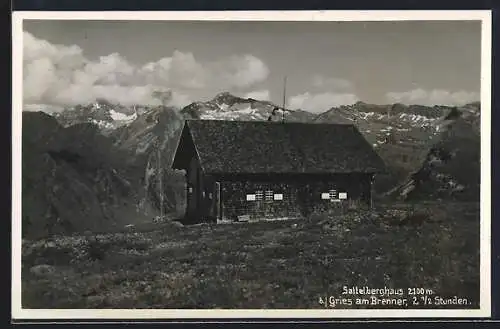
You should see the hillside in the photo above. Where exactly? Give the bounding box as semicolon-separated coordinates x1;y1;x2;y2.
110;105;186;217
389;107;480;202
22;202;479;309
22;112;149;239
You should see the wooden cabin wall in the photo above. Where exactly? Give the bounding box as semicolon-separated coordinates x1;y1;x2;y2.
220;180;302;221
293;176;369;216
184;156;219;223
219;174;372;221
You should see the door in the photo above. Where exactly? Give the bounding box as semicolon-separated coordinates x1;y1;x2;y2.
212;182;221;221
187;184;196;217
297;183;313;217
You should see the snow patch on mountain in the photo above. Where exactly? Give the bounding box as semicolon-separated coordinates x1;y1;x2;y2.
183;92;307;122
52;99;163;133
218;103;229;111
399;113;435;123
90;119;114;130
110;109;138;122
199;108;268;121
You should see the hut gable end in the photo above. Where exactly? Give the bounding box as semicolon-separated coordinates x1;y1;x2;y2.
172;122;201;171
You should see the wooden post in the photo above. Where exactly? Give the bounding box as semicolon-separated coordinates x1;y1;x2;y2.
370;174;374;210
215;182;221;223
185;172;189;219
158;145;163;220
282;76;287;123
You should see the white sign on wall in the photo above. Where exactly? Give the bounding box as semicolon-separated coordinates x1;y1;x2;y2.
339;192;348;200
246;194;256;201
321;193;330;200
274;193;283;200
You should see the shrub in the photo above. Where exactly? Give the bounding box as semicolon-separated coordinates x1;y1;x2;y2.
84;236;110;261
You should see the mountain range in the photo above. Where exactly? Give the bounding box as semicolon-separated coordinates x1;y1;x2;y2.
21;92;481;238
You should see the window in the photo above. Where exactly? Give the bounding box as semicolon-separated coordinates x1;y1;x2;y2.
338;192;348;200
246;194;256;201
188;187;193;194
265;190;273;201
238;214;250;222
321;193;330;200
255;190;263;201
329;189;338;199
274;193;283;201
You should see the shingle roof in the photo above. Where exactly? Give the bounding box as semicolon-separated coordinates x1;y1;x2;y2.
172;119;386;174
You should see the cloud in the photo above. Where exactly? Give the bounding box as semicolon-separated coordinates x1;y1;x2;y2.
138;51;206;89
23;31;270;108
385;88;480;106
288;75;357;113
288;92;359;113
23;104;65;113
243;90;270;101
215;55;269;89
312;75;353;91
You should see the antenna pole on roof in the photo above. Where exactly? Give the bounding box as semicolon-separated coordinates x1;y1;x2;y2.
282;76;287;123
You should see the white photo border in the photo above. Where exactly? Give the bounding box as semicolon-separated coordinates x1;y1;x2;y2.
11;9;492;320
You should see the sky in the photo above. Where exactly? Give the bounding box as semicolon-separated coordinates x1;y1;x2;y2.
22;19;482;113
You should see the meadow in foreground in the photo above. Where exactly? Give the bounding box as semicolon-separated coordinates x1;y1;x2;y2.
21;202;479;309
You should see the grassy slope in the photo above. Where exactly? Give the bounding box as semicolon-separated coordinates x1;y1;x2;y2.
22;202;479;309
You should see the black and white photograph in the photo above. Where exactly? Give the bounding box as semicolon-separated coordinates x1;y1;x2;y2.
12;10;491;319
